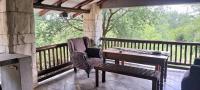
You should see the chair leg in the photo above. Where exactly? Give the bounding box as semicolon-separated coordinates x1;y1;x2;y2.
102;71;106;83
157;80;160;90
152;80;157;90
85;69;90;78
95;69;99;87
74;67;77;73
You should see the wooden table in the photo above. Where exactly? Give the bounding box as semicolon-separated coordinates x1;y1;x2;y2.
102;48;169;90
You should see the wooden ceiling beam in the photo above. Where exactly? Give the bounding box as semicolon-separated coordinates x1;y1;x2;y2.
34;4;90;13
101;0;200;8
71;0;94;18
34;0;44;5
38;0;69;16
97;0;108;6
74;0;94;8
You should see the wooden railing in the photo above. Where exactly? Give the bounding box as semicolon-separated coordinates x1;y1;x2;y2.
36;38;200;81
100;38;200;68
36;43;72;81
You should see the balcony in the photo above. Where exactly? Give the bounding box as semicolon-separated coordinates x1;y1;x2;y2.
35;37;199;90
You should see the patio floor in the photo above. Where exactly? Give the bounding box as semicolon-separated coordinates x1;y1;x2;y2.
35;65;186;90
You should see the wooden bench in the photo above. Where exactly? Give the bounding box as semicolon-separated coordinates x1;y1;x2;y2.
94;63;161;90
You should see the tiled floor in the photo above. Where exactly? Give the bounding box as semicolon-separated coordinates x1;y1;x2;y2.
35;66;186;90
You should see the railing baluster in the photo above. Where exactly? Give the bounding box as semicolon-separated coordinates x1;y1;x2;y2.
157;43;160;50
134;42;136;49
114;41;117;47
138;43;140;49
60;47;63;64
149;43;152;50
48;49;51;68
123;41;126;48
195;45;198;58
63;46;66;63
39;51;43;70
175;45;178;63
43;51;47;69
120;41;122;47
52;48;56;67
145;43;148;50
180;45;182;63
66;45;69;62
170;44;173;62
142;43;144;49
56;47;59;65
131;42;133;48
166;44;168;51
184;45;187;64
190;45;193;65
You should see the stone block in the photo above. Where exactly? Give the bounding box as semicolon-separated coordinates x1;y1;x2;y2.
0;0;6;12
0;45;6;53
30;15;35;34
2;0;33;13
0;13;8;34
0;35;9;45
6;12;31;34
13;44;32;55
17;34;35;44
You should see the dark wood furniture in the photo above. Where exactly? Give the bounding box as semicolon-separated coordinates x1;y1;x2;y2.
101;37;200;69
102;48;169;90
95;63;161;90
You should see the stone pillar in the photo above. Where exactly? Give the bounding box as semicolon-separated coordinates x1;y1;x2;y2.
0;0;37;88
83;3;103;46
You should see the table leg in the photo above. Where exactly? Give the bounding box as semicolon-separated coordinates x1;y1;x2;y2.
121;60;124;65
102;71;106;83
103;58;106;64
160;65;164;90
115;60;120;65
95;69;99;87
164;60;167;82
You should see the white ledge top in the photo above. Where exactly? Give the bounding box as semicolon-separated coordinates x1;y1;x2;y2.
0;54;30;66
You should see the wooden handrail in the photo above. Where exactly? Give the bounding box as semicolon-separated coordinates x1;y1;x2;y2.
100;38;200;45
36;43;68;52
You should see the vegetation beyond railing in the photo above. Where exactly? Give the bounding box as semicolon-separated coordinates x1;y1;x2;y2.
36;43;72;81
101;38;200;68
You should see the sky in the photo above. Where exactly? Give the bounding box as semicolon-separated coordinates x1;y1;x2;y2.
163;4;194;13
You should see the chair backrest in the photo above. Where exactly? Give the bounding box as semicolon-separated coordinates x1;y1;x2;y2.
68;37;89;53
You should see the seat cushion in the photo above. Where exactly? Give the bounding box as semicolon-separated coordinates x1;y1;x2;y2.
87;58;102;68
72;38;86;52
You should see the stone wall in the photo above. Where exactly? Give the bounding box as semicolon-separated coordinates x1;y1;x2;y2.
0;0;37;87
83;4;103;46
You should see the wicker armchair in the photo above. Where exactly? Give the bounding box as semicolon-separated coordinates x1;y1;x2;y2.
68;37;102;77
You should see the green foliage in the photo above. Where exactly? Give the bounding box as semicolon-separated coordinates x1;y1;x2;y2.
35;5;200;47
106;5;200;43
35;14;83;47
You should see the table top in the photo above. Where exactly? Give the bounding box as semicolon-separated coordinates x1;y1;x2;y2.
0;54;30;66
103;48;169;60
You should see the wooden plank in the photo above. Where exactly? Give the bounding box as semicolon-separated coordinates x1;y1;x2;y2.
101;0;200;8
71;0;94;17
39;0;69;16
34;4;90;13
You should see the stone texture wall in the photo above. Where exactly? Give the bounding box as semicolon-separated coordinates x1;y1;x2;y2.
0;0;37;87
83;4;103;46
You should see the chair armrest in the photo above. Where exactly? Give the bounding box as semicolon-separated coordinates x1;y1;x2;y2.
194;58;200;65
85;48;101;58
190;65;200;77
